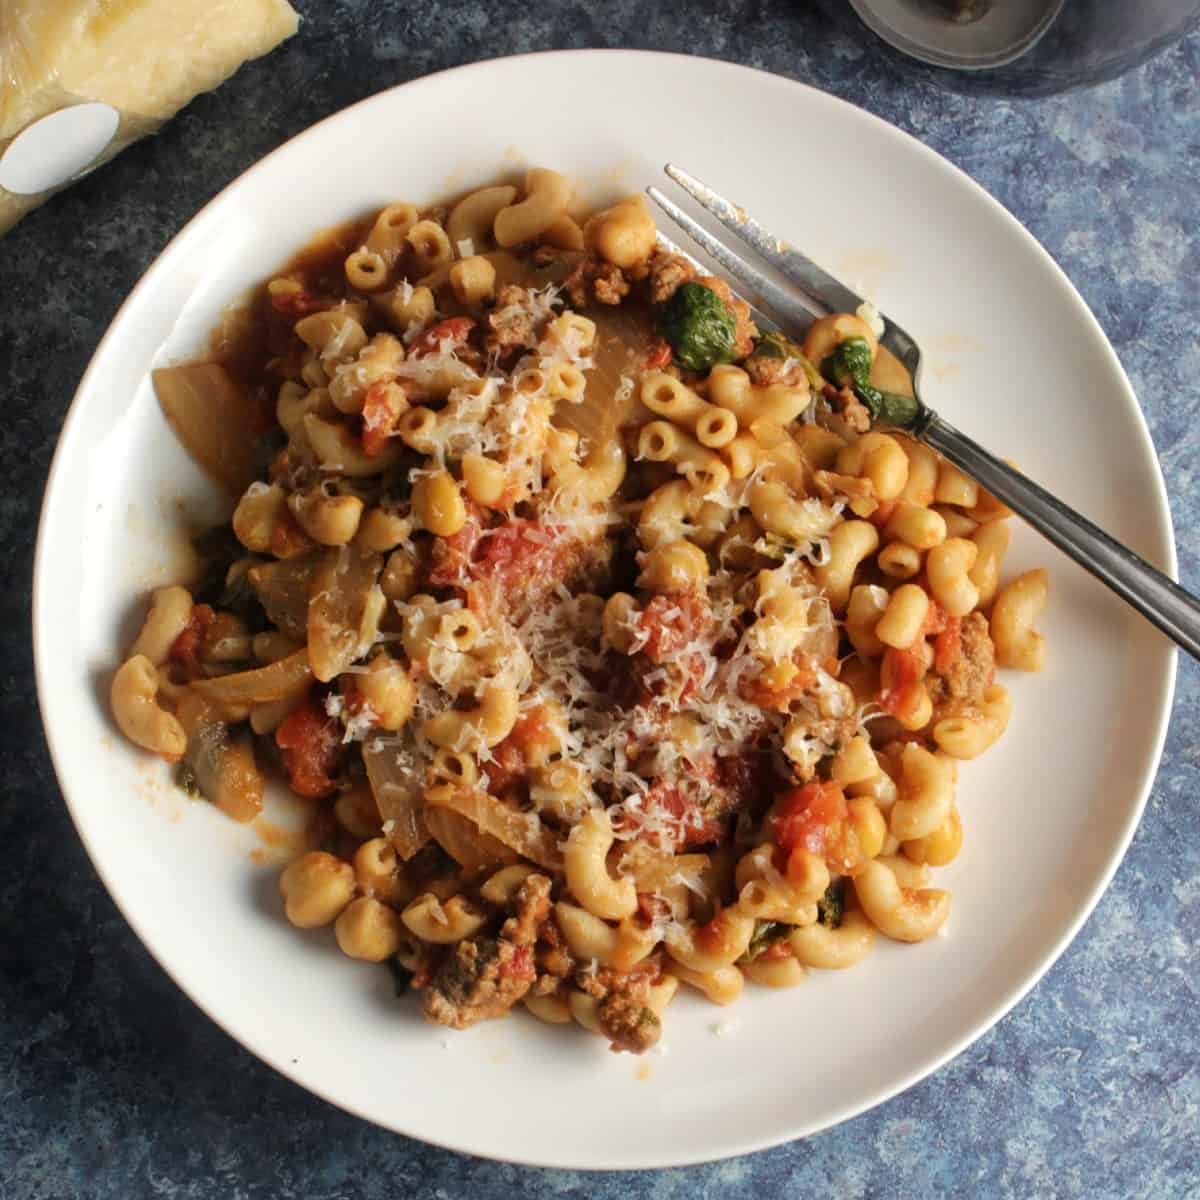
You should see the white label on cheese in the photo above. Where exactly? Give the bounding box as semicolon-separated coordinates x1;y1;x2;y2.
0;102;120;195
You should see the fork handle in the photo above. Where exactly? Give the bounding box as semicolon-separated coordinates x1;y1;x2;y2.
917;410;1198;661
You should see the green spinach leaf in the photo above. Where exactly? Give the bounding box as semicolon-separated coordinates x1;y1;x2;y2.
659;283;738;372
821;336;920;428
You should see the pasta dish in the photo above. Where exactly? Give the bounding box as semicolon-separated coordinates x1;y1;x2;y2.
110;168;1048;1053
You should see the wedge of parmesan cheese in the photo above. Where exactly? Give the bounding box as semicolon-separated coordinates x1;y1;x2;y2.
0;0;300;233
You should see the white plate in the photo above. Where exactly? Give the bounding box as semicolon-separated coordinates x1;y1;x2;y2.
33;50;1176;1168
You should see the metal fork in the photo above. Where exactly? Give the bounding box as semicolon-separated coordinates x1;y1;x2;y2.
648;163;1200;662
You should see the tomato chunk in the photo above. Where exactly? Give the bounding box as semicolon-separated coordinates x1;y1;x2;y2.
483;706;558;795
921;592;949;637
769;780;848;858
481;735;526;796
361;381;403;456
879;642;926;720
474;520;568;584
933;615;963;675
637;592;709;664
168;604;215;674
636;893;672;924
645;338;673;370
757;938;796;963
275;697;342;798
410;316;476;359
614;777;727;851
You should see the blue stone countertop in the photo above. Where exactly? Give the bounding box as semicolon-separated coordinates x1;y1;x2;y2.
2;4;1197;1196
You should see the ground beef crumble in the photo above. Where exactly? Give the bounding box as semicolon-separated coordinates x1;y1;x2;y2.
822;382;871;433
563;255;631;308
811;468;873;504
501;875;551;944
575;959;663;1054
646;248;697;304
925;611;996;723
532;915;575;994
744;353;808;387
421;874;552;1030
486;284;543;355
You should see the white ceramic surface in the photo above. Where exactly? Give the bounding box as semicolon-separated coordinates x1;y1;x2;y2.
33;51;1176;1168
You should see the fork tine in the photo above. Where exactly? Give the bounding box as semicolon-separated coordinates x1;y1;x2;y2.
646;187;823;333
663;163;867;322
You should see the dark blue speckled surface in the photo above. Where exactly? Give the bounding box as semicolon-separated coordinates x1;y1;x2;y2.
1;4;1197;1195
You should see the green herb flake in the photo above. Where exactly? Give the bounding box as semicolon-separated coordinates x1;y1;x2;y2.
817;880;845;930
741;919;787;963
640;1007;662;1028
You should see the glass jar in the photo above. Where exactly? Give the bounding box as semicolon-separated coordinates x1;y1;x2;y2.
814;0;1200;96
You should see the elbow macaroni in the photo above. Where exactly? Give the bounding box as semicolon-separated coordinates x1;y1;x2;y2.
564;810;637;920
890;744;955;842
854;860;951;943
991;569;1049;670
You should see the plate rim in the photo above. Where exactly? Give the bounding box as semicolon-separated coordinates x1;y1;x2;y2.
32;48;1178;1169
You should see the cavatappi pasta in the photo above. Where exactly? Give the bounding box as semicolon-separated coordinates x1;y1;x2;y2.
115;167;1047;1054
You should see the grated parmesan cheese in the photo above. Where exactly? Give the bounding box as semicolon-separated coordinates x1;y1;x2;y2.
856;300;886;340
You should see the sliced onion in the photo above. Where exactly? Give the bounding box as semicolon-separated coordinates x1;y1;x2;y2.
153;364;262;497
307;546;383;682
175;692;263;823
248;551;323;640
190;649;312;708
425;806;518;873
364;736;429;860
424;786;563;872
